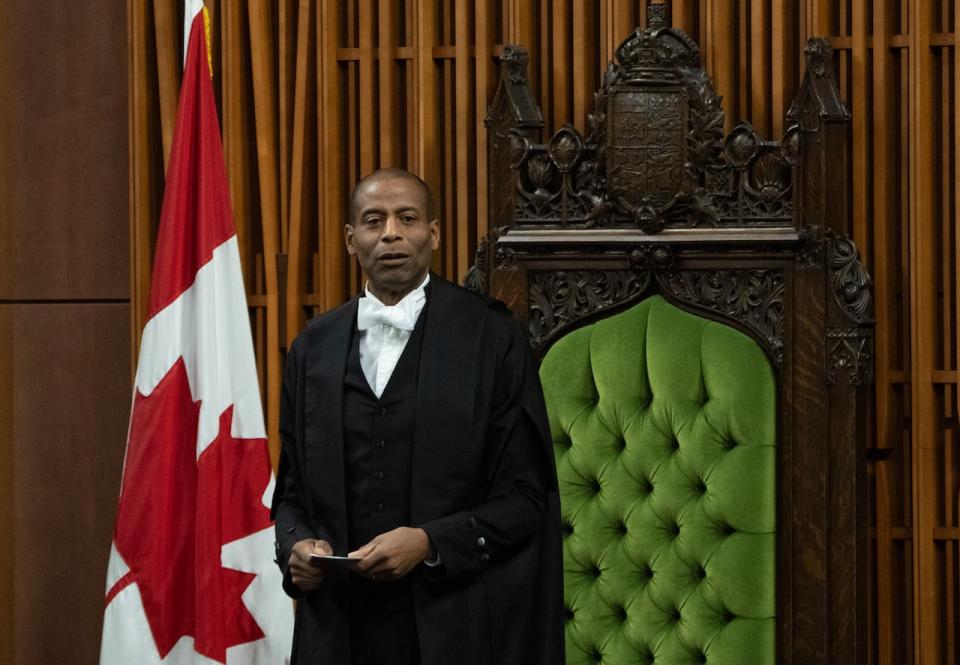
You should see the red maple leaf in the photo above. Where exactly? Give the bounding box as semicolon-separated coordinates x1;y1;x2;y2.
108;358;273;662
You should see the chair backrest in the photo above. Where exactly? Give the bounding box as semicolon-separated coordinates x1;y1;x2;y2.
541;295;776;664
469;5;874;663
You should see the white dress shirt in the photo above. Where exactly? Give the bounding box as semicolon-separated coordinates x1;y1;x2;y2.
356;273;429;398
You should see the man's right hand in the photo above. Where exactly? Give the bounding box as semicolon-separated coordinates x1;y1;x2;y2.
288;539;333;591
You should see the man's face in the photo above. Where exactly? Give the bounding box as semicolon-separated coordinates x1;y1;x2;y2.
345;176;439;304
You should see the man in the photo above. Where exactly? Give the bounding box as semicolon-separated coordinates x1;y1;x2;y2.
271;168;564;665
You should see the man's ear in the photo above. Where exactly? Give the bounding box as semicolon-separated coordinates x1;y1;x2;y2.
344;224;356;255
429;219;440;250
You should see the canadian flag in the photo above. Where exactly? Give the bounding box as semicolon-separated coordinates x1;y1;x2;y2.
99;5;293;664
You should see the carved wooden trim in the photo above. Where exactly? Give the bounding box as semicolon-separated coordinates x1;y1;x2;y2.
526;265;786;366
463;238;489;294
528;270;650;349
656;269;786;365
826;326;874;386
829;236;873;323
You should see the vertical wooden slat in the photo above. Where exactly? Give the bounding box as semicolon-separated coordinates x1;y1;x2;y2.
601;0;634;66
221;3;256;291
749;0;769;136
508;0;536;56
539;1;552;130
319;0;345;307
851;0;868;254
910;0;939;660
279;0;297;252
672;0;695;36
130;0;161;354
414;0;439;218
359;0;377;175
738;0;748;125
153;0;181;169
711;1;737;132
551;0;570;131
247;0;283;462
441;3;456;278
770;0;792;137
571;0;593;134
454;0;471;279
476;0;493;240
378;0;399;166
955;0;960;478
285;0;315;347
872;0;897;660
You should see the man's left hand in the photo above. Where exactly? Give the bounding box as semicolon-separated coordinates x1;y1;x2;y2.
348;527;431;581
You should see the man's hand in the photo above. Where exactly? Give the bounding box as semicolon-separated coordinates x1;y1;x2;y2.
288;539;334;592
348;527;431;581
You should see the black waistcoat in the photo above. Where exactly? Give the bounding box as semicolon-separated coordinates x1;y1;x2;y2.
342;303;427;614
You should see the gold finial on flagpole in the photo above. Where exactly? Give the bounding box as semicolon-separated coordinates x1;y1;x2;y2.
202;6;213;78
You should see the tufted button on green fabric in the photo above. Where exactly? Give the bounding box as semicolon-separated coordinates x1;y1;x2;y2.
542;296;776;665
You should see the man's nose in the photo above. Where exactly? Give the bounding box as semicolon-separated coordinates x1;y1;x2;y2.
381;215;402;240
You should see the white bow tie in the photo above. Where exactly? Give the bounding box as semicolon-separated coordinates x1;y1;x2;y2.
357;296;419;331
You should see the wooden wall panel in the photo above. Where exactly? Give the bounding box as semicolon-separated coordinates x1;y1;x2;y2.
0;4;130;301
1;2;130;664
129;1;960;662
0;308;12;665
10;304;131;665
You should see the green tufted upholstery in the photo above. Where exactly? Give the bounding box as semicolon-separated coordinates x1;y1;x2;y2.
540;295;776;665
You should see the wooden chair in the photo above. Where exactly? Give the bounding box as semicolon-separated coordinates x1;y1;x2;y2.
468;5;873;664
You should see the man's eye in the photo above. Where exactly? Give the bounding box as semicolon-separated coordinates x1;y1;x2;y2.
401;215;417;223
364;217;382;225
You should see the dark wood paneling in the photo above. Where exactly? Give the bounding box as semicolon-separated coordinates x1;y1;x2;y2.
9;304;130;665
0;307;12;665
0;3;128;300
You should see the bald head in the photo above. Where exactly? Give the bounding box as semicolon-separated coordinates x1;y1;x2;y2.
348;168;436;225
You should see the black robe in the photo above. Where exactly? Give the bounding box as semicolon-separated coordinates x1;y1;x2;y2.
271;275;564;665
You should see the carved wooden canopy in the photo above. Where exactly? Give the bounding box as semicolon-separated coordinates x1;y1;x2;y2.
469;5;873;663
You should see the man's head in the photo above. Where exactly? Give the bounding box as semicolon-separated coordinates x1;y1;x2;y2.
345;168;440;305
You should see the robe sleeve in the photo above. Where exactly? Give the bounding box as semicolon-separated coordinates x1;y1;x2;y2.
417;315;555;581
271;337;320;598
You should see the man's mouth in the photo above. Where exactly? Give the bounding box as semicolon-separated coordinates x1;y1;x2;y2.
377;252;409;266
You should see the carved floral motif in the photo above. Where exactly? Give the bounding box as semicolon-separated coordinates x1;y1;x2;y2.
527;265;786;366
528;270;650;348
657;269;786;364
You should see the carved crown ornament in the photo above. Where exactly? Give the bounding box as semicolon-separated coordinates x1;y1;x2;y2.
485;11;825;235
